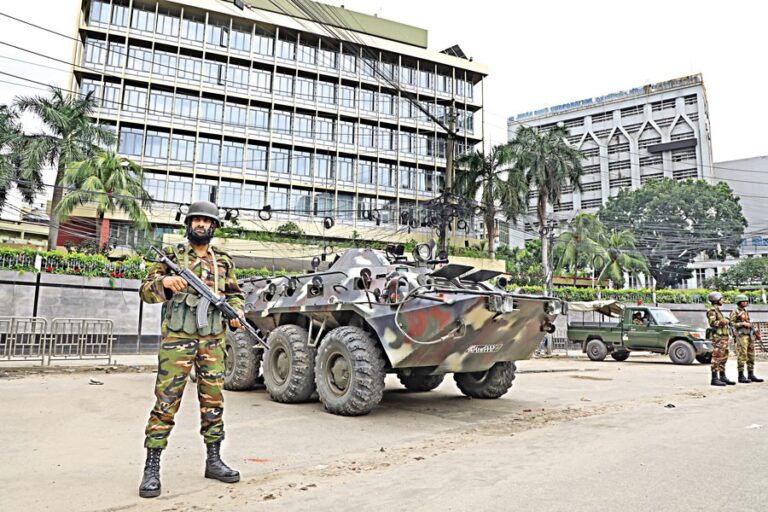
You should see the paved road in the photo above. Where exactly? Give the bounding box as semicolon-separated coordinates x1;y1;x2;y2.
1;356;766;511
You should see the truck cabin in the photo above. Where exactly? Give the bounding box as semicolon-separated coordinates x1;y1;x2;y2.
568;301;680;329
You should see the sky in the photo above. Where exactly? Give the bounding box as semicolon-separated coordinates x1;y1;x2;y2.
0;0;766;165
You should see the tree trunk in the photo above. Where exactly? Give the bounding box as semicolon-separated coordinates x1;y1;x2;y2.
486;212;496;259
538;199;551;295
46;162;65;251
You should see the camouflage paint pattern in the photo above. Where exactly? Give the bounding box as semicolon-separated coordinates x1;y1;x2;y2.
240;248;560;374
730;306;755;371
145;337;226;449
707;304;730;372
140;244;244;339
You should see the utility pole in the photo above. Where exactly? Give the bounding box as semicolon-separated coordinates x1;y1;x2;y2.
438;103;457;255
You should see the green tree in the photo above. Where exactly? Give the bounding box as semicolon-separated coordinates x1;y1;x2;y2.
0;105;42;207
14;87;115;250
504;239;545;286
510;125;584;293
598;179;746;288
595;229;649;289
704;257;768;290
55;150;151;248
554;213;607;284
455;144;527;258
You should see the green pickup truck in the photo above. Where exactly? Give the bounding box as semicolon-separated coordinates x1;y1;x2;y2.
567;301;713;365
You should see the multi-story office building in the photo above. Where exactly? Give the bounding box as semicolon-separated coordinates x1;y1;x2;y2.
71;0;486;246
507;74;712;236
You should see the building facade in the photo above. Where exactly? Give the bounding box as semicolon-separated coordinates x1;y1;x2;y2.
72;0;486;245
507;74;712;236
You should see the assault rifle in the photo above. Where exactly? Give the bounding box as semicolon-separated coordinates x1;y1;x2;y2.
148;246;269;350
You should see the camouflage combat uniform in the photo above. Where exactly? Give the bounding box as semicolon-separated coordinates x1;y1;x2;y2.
139;244;244;450
706;304;730;372
729;306;756;373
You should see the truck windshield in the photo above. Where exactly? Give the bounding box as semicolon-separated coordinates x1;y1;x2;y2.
651;309;679;325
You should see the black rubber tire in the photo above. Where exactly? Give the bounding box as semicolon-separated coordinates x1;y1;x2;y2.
669;340;695;365
223;328;263;391
453;361;516;399
610;350;630;362
696;352;713;365
263;324;316;403
586;339;608;361
396;370;445;392
314;326;386;416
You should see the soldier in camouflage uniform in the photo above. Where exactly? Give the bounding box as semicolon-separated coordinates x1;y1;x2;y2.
138;201;245;499
706;291;735;386
729;294;764;384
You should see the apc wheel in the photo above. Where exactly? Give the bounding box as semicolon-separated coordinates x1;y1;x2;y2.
696;352;713;365
586;339;608;361
396;370;445;392
454;361;516;399
314;326;386;416
223;328;263;391
263;325;316;403
669;340;695;365
610;350;630;362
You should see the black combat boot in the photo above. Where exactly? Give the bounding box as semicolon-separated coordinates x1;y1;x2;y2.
205;441;240;483
748;370;764;383
719;371;736;385
738;371;751;383
139;448;162;498
711;371;726;386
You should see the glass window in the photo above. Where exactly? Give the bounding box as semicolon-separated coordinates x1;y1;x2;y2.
360;90;375;112
167;178;192;203
207;23;229;47
294;114;313;139
316;118;334;142
380;61;394;80
361;57;376;78
144;130;169;159
318;48;337;68
103;83;121;110
89;0;110;24
246;144;267;174
339;86;355;109
111;2;129;27
293;189;312;215
379;163;394;187
314;193;334;216
437;74;452;94
170;134;195;162
418;69;434;90
227;65;249;88
142;173;165;200
118;127;143;156
338;121;354;145
197;137;221;165
254;29;273;56
293;151;311;177
107;42;125;68
359;160;374;184
200;98;224;123
248;107;269;130
400;165;414;189
149;90;174;116
317;82;335;105
268;186;289;211
203;61;226;86
275;73;294;96
219;182;241;208
224;104;247;128
296;78;315;101
358;124;374;148
174;93;198;119
341;52;356;73
231;27;251;52
152;51;177;77
338;193;353;220
399;98;412;119
337;157;353;182
84;38;106;65
358;196;374;220
315;154;334;180
455;78;465;97
222;141;244;168
131;7;155;32
467;81;474;99
298;43;316;65
378;127;392;151
401;66;417;86
276;38;295;60
156;12;180;37
271;147;290;174
181;16;204;43
80;78;100;99
123;86;147;112
178;55;202;81
271;111;291;134
194;178;218;202
127;46;152;72
400;132;413;154
378;93;394;115
251;69;271;93
243;184;265;208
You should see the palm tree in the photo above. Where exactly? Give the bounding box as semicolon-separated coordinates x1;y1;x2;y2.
455;144;527;258
510;124;584;293
555;213;606;285
14;87;115;249
0;105;42;207
596;229;649;289
55;150;152;248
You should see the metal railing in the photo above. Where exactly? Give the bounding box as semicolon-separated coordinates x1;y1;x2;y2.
0;317;48;365
0;317;113;365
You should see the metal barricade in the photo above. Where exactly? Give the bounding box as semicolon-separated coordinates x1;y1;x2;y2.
0;316;48;365
48;318;114;365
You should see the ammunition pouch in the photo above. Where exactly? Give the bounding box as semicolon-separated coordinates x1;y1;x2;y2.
165;292;224;336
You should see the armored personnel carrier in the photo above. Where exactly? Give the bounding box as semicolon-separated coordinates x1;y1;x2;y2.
223;242;562;416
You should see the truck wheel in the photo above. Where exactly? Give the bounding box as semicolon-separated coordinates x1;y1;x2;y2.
315;326;386;416
610;350;630;362
396;370;445;392
454;361;516;399
224;328;263;391
669;340;695;365
586;339;608;361
263;324;316;402
695;352;712;364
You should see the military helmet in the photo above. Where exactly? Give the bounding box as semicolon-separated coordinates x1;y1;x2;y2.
707;291;723;304
734;294;749;304
185;200;220;226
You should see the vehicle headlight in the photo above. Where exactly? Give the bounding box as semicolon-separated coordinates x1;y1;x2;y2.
543;300;562;315
413;243;431;262
688;331;705;339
